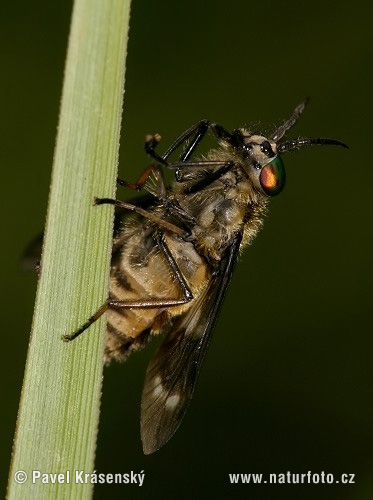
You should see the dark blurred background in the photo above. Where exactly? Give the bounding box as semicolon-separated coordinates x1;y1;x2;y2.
1;0;372;498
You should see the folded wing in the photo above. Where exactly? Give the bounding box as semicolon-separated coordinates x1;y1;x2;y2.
141;233;242;454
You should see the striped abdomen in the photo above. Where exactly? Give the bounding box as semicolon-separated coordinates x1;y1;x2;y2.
105;221;208;363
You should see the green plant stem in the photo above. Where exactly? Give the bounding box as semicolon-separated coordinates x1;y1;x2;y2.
7;0;131;498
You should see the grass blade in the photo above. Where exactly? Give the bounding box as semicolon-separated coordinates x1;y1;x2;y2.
7;0;131;497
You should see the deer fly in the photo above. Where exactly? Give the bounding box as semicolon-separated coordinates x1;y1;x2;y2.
62;100;347;454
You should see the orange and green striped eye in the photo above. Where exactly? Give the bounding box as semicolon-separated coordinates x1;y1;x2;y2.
259;156;286;196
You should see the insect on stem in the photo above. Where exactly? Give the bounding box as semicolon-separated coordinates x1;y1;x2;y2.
57;100;348;454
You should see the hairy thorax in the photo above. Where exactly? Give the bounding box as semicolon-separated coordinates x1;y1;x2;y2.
174;166;268;261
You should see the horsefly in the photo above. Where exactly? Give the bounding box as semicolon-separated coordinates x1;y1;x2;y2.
63;100;347;454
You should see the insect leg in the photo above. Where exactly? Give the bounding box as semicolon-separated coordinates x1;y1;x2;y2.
117;164;166;200
154;230;193;300
144;134;168;166
210;123;232;141
167;160;229;176
117;165;160;191
94;197;187;237
182;161;235;194
109;230;193;309
63;296;190;342
175;120;210;162
63;303;110;341
63;232;193;342
165;159;236;193
145;120;210;165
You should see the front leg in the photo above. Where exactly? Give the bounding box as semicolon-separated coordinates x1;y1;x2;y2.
145;120;210;165
117;164;166;200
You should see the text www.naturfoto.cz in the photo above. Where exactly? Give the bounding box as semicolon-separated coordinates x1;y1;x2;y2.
229;471;355;485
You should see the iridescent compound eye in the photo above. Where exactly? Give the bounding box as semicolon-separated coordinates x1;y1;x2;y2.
259;156;286;196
